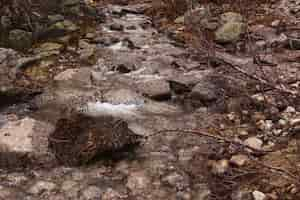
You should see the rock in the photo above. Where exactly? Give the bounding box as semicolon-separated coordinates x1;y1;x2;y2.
47;20;79;37
194;184;211;200
252;190;266;200
137;78;171;100
209;159;230;175
48;15;65;24
110;23;124;31
103;89;145;105
126;171;151;192
231;190;252;200
215;22;246;43
230;154;249;166
163;172;187;189
189;79;218;105
220;12;244;24
0;48;20;99
8;29;33;50
78;40;96;64
28;181;57;195
54;68;92;88
174;16;185;24
1;16;12;30
288;32;300;50
244;137;263;151
62;0;80;7
34;42;63;57
0;117;55;168
81;186;102;200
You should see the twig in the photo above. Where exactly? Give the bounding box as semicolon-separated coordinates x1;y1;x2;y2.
147;129;273;154
217;55;298;96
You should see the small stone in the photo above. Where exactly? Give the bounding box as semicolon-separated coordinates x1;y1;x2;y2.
81;186;102;200
285;106;296;113
230;154;248;166
290;118;300;126
210;159;230;175
278;119;287;127
126;171;151;191
215;22;246;43
28;181;56;195
271;20;281;27
231;190;252;200
244;137;263;150
110;23;124;31
190;80;218;104
252;190;266;200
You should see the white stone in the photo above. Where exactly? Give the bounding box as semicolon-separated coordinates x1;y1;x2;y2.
244;137;263;150
252;190;266;200
230;154;248;166
126;171;151;191
0;117;53;154
29;181;56;194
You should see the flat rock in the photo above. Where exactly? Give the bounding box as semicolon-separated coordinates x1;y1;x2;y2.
0;117;55;168
137;78;171;100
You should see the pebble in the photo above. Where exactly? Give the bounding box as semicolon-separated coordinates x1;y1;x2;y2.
230;154;249;167
244;137;263;151
126;171;151;191
28;181;57;195
210;159;230;175
81;186;102;200
252;190;266;200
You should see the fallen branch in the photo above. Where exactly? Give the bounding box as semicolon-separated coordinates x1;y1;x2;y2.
214;51;298;96
147;129;274;154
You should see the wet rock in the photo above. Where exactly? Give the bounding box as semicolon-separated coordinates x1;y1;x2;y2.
137;78;171;100
230;154;249;167
8;29;33;50
244;137;263;151
54;68;92;87
34;42;63;57
0;117;55;168
110;23;124;31
189;79;218;105
81;186;102;200
28;181;57;195
0;16;12;30
0;48;19;93
62;0;80;7
252;190;266;200
215;22;246;43
78;40;96;64
46;20;79;38
48;15;65;24
103;89;145;105
288;32;300;50
49;113;142;166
